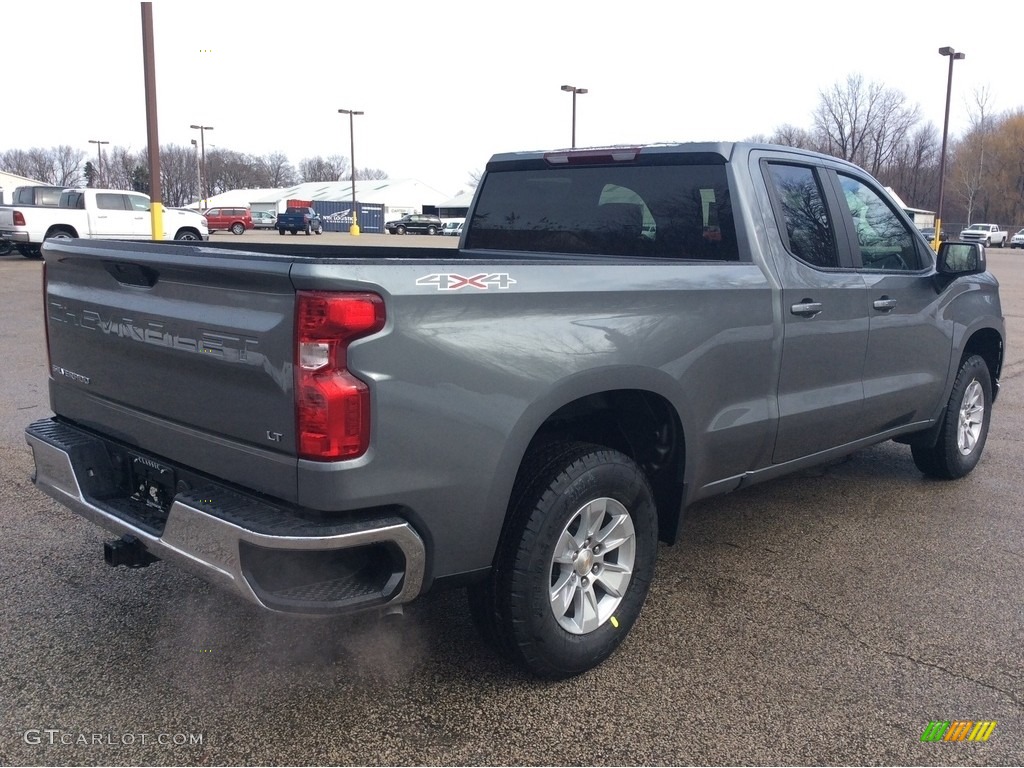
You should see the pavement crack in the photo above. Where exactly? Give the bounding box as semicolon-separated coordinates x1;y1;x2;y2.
880;650;1024;708
783;592;1024;709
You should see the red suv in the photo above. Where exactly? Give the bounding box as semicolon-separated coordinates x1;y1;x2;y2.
203;207;253;235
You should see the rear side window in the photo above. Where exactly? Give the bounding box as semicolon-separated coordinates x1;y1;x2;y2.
466;163;738;261
96;193;127;210
765;163;839;269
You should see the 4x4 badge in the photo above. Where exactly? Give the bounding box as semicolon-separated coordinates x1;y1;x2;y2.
416;273;517;291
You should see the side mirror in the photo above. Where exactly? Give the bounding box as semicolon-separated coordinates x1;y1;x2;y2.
937;241;986;276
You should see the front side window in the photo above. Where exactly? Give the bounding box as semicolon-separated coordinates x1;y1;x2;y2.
765;163;839;269
127;194;150;212
837;174;922;272
466;162;738;261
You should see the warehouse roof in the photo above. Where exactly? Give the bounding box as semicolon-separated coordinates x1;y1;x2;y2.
191;178;452;211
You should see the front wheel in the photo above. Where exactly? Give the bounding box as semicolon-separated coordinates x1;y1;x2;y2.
314;224;323;235
469;442;658;678
912;354;992;479
395;225;406;235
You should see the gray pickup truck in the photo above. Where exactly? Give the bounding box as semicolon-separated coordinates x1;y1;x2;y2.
25;142;1005;678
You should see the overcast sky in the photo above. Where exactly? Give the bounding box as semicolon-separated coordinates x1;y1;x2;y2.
4;0;1020;197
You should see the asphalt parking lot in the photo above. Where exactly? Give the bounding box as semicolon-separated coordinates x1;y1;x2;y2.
0;244;1021;766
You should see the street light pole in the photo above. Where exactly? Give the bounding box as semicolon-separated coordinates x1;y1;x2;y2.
189;124;213;208
88;139;109;187
190;139;202;208
338;109;364;236
560;84;588;148
935;46;965;251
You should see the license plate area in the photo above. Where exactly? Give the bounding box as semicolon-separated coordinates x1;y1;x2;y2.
129;454;176;515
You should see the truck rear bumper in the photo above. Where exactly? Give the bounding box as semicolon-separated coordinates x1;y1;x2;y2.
0;230;30;243
25;418;426;616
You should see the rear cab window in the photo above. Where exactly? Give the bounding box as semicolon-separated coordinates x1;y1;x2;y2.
466;156;739;261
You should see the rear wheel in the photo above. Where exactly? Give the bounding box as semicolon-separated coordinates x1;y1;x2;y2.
16;244;40;259
426;225;437;235
912;354;992;479
230;222;245;235
468;441;658;678
0;241;13;256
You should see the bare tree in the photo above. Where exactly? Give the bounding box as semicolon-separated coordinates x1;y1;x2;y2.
812;74;919;176
52;145;86;186
300;154;350;182
105;146;144;191
952;87;996;224
259;152;296;188
0;148;36;179
356;167;388;180
769;124;815;149
876;123;940;210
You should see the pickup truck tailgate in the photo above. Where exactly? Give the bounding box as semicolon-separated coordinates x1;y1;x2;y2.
43;239;299;497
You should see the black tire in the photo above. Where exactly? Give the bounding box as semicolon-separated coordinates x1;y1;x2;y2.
314;224;323;235
278;228;286;236
16;244;41;259
426;225;437;236
395;225;406;235
305;223;312;235
230;222;245;235
912;354;992;479
173;229;201;241
0;241;13;256
468;441;658;678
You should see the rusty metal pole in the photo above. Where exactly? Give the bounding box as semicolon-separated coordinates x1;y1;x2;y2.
141;2;163;239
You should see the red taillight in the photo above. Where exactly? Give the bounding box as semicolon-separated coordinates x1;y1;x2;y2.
14;210;26;226
295;291;385;461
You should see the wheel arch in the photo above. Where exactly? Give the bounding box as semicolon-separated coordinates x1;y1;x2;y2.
45;225;78;239
484;371;690;572
172;227;202;241
962;326;1003;403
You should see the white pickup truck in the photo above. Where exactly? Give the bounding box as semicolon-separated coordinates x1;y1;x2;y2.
958;223;1008;247
0;188;208;258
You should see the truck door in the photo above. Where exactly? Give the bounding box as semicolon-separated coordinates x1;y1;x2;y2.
760;161;869;464
830;172;951;435
90;192;137;238
126;193;154;238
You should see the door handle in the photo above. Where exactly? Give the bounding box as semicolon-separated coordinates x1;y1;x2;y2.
873;297;898;312
790;301;823;317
